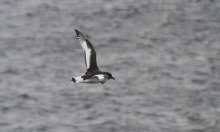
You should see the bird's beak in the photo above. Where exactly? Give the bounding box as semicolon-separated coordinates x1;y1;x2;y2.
110;77;115;80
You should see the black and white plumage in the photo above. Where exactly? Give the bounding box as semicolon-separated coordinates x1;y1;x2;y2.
71;29;115;84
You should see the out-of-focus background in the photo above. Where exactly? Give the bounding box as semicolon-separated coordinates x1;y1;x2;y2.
0;0;220;132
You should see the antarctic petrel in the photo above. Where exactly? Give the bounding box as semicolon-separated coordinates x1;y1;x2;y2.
71;29;115;84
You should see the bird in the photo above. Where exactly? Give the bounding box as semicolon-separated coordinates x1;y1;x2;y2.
71;29;115;84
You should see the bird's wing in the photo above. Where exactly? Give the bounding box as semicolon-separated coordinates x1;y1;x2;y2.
93;74;108;84
75;29;99;71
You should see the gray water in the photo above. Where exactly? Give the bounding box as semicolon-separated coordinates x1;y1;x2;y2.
1;0;220;132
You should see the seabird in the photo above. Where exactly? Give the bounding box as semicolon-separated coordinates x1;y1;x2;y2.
71;29;115;84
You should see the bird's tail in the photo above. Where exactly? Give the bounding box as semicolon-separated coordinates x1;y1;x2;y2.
71;76;84;83
71;78;76;82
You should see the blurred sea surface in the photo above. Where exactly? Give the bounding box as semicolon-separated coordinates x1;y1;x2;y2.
0;0;220;132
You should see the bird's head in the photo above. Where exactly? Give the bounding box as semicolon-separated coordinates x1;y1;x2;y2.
105;72;115;80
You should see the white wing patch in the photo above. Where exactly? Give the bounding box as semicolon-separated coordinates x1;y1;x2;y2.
77;36;91;69
73;76;99;83
94;74;108;84
73;76;84;83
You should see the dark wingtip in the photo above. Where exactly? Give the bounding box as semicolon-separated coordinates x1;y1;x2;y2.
71;78;76;82
75;29;79;34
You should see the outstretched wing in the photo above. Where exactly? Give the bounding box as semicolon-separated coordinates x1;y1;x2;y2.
75;29;99;71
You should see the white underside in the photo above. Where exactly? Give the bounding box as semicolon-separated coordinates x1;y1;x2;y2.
73;74;109;84
74;76;100;83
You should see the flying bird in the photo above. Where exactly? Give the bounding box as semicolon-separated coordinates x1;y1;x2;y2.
71;29;115;84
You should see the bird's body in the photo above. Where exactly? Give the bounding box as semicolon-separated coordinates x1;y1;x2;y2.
71;29;115;84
